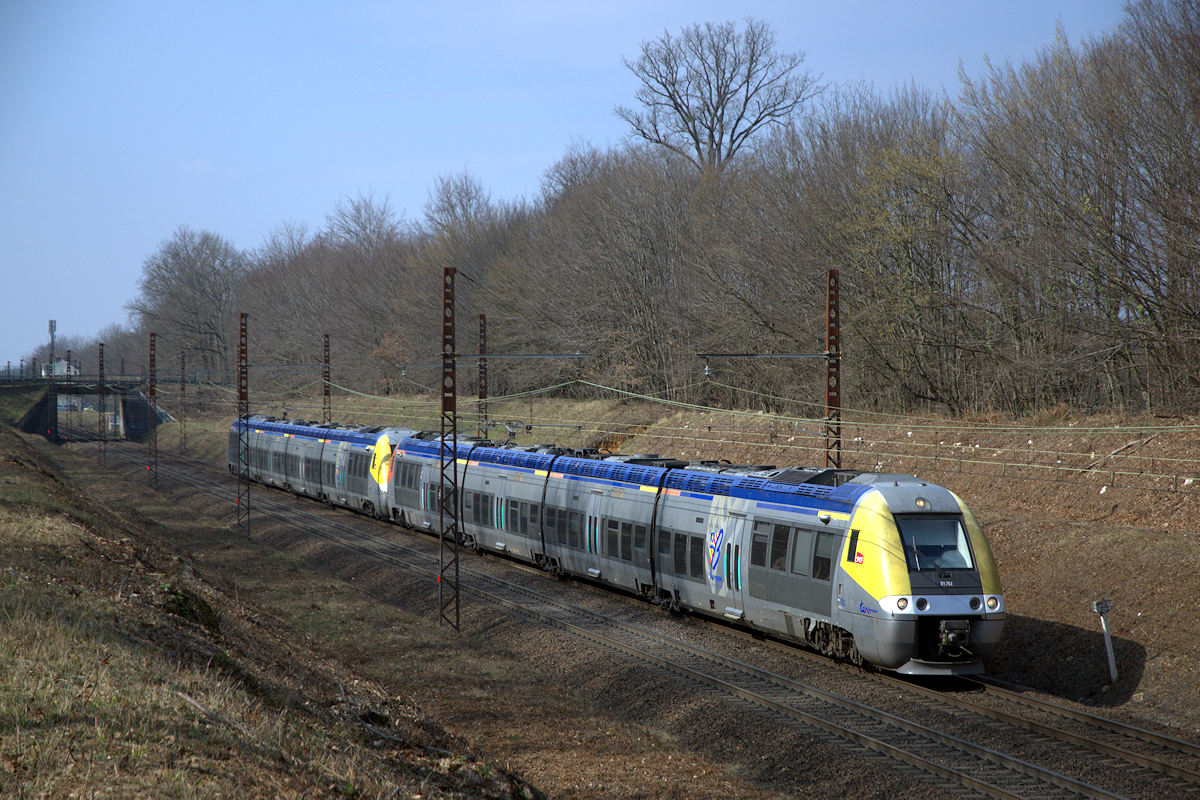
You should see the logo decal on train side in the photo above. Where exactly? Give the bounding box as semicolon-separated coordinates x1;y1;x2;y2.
854;551;864;564
707;527;725;587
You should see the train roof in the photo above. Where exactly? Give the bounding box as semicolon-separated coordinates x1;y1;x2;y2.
393;432;886;510
235;415;414;446
232;417;930;509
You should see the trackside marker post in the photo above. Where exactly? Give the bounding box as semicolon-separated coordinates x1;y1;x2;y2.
1092;598;1118;685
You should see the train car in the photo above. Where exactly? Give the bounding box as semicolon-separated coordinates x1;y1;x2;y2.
382;432;1004;675
228;416;413;518
231;416;1004;675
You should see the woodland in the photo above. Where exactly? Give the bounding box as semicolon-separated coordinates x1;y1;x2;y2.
33;1;1200;417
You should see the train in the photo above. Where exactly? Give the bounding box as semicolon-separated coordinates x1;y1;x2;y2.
228;414;1005;675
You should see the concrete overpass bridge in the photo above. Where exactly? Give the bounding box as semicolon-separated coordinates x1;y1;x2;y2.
12;382;170;442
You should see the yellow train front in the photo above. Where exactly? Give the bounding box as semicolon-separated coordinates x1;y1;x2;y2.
833;475;1005;675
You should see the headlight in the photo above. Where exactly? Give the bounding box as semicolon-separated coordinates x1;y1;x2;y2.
896;597;909;611
986;596;999;610
916;597;928;611
970;597;982;610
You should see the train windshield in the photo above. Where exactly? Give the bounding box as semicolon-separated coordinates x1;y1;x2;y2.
894;515;975;571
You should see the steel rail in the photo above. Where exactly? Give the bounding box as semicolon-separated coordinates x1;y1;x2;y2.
972;676;1200;761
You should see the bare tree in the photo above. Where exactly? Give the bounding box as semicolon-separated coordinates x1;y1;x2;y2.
616;18;821;173
127;227;246;377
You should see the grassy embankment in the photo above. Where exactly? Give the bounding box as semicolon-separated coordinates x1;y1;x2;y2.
0;386;540;799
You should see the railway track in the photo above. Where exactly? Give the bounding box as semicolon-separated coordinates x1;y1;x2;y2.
722;622;1200;796
87;439;1200;799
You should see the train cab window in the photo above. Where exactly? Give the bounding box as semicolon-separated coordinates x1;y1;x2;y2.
689;535;705;579
812;532;834;581
673;533;688;575
895;516;975;570
769;524;790;571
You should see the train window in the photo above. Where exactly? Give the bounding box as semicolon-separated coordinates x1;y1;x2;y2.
791;528;812;576
506;499;520;533
558;509;569;544
545;506;557;536
657;529;671;555
469;493;493;528
770;524;790;571
750;520;771;567
673;533;688;575
846;529;860;563
395;462;418;491
633;524;648;551
689;536;705;579
606;519;619;556
620;522;633;561
568;511;584;548
812;532;834;581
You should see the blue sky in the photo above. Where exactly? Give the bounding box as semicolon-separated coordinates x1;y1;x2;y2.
0;0;1128;367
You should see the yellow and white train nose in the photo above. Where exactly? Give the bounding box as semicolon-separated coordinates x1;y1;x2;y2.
833;485;1005;674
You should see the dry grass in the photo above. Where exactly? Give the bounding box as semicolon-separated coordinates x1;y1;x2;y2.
0;417;542;799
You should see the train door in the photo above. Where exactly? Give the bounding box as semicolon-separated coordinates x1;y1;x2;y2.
795;526;837;616
416;464;437;530
581;487;606;579
284;437;298;487
713;510;747;618
332;441;351;507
